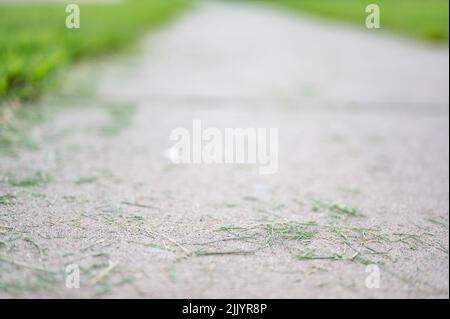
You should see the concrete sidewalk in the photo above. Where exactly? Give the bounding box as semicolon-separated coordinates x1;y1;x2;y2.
0;1;448;298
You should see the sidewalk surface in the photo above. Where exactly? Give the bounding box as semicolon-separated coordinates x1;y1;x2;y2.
0;2;448;298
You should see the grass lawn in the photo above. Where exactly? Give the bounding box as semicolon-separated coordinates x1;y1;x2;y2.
263;0;449;42
0;0;187;102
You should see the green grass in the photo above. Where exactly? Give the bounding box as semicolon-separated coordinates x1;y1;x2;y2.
312;199;363;219
0;99;55;152
0;0;187;102
218;221;318;246
0;194;16;205
7;171;50;187
101;102;137;136
75;176;98;185
262;222;317;241
262;0;449;42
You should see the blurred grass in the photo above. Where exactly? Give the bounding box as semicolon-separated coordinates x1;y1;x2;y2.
0;0;187;102
263;0;449;42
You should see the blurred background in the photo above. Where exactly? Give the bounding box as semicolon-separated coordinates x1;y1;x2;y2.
0;0;448;103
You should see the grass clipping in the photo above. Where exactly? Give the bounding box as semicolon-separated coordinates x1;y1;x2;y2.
186;220;404;267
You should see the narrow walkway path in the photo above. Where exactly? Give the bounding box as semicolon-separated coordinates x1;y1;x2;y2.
0;2;448;298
